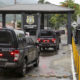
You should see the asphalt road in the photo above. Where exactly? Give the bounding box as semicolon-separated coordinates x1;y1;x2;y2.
0;34;72;80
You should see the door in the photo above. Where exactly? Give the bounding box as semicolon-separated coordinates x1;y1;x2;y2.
26;38;34;62
29;38;37;61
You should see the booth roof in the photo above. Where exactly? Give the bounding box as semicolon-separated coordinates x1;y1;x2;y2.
0;4;74;14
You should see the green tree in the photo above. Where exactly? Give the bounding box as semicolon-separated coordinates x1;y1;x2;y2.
38;0;50;4
49;14;67;29
17;21;21;28
49;0;80;29
61;0;80;20
38;0;45;4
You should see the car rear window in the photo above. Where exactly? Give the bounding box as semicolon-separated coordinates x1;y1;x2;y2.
0;31;12;44
39;31;55;37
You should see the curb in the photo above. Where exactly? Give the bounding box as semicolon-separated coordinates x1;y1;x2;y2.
69;44;77;80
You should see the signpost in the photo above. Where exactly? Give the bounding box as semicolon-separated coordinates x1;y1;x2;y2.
71;21;78;28
23;14;38;36
24;14;37;29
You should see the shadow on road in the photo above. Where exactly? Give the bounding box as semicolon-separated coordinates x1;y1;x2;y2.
0;69;22;80
0;66;37;80
40;50;58;57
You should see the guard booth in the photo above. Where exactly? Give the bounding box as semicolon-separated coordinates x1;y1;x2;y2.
0;4;74;44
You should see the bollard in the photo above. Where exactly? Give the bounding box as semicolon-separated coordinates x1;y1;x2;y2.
72;38;79;74
76;52;79;74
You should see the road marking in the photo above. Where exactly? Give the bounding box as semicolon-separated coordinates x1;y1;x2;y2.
25;74;71;78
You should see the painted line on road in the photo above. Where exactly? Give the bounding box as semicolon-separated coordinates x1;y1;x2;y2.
69;44;77;80
26;74;72;78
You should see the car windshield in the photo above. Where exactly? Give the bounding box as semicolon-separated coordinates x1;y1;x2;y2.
0;31;12;44
39;31;55;38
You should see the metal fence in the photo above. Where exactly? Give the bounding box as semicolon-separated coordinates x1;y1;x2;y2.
72;38;80;80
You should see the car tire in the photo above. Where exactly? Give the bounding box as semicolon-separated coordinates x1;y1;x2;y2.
75;40;78;44
59;38;61;43
42;47;45;51
39;47;41;51
18;59;27;77
34;57;39;67
54;46;57;51
57;45;59;50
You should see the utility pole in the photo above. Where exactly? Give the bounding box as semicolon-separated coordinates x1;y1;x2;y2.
13;0;16;28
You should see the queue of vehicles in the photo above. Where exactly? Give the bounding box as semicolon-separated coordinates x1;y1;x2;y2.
0;28;61;77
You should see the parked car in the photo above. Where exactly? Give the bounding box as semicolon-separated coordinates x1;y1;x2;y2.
0;28;40;76
74;27;80;44
37;30;60;51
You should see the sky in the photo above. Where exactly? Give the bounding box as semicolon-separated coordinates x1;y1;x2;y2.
45;0;80;5
0;0;37;4
0;0;80;5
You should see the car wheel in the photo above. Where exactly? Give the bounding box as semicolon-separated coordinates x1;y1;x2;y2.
34;57;39;67
57;45;59;50
59;38;61;43
39;47;41;51
42;47;45;51
54;46;57;51
75;40;78;44
18;59;27;77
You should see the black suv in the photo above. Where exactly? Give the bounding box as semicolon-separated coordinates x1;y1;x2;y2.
37;30;60;51
0;28;40;76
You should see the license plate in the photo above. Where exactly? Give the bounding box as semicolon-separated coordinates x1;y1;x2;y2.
0;58;8;61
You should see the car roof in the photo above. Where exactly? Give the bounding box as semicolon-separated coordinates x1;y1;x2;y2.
0;28;24;34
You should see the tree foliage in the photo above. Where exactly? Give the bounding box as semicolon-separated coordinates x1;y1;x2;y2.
50;0;80;29
38;0;80;29
49;14;67;29
38;0;45;4
61;0;80;20
38;0;50;4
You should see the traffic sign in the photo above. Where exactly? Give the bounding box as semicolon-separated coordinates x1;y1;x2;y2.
71;21;78;28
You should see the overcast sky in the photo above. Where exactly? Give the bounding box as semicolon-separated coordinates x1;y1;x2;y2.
1;0;80;5
45;0;80;5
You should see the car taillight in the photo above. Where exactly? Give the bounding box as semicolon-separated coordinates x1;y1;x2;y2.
43;40;45;43
37;38;41;43
47;40;50;43
10;50;20;61
52;38;56;43
0;53;3;57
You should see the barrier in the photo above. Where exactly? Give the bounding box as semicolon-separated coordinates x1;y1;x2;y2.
72;38;80;80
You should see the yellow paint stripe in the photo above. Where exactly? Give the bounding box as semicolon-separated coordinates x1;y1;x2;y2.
25;74;71;78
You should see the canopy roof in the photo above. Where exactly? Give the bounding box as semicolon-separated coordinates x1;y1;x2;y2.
0;4;74;14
